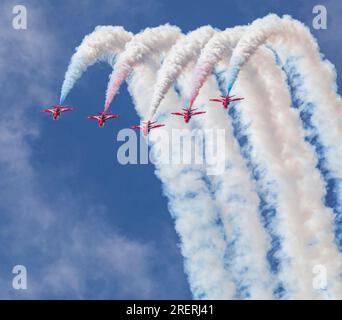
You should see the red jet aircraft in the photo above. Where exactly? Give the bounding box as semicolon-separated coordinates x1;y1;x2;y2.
209;95;244;109
87;111;119;127
131;121;165;136
171;106;206;124
41;105;74;120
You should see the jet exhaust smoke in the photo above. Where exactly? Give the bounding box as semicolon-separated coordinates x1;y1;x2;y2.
60;26;133;104
149;26;216;119
104;25;182;112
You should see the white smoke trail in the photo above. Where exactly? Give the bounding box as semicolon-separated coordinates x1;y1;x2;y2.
60;26;133;103
224;48;342;298
261;50;342;299
104;25;182;111
225;14;284;93
126;56;237;299
274;17;342;251
148;26;216;119
224;14;342;297
178;67;274;299
188;26;245;107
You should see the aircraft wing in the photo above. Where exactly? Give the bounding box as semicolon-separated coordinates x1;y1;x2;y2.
171;112;184;116
131;125;141;129
87;116;100;120
60;107;74;112
105;115;119;120
231;98;244;102
192;111;206;115
209;99;222;102
41;109;53;113
151;124;165;129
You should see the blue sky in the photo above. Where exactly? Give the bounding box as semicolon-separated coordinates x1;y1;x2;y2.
0;0;341;299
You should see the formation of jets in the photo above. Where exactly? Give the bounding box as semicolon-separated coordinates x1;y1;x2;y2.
41;94;243;135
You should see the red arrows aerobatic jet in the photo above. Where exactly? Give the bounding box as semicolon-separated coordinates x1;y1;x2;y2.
131;121;165;136
87;111;119;127
171;106;206;124
209;95;244;109
41;105;74;120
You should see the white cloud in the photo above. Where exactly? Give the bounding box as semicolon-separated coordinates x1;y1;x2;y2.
0;0;169;299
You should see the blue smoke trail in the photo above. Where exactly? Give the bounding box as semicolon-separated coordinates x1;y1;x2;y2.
60;54;117;104
171;79;252;298
226;56;244;94
214;67;285;298
276;55;342;251
60;59;87;104
265;45;342;251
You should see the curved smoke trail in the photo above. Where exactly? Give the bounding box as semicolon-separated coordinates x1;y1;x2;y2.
224;14;342;296
274;18;342;254
217;45;341;298
265;48;342;298
60;26;133;104
148;26;216;119
104;25;182;112
225;14;284;93
188;26;245;107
